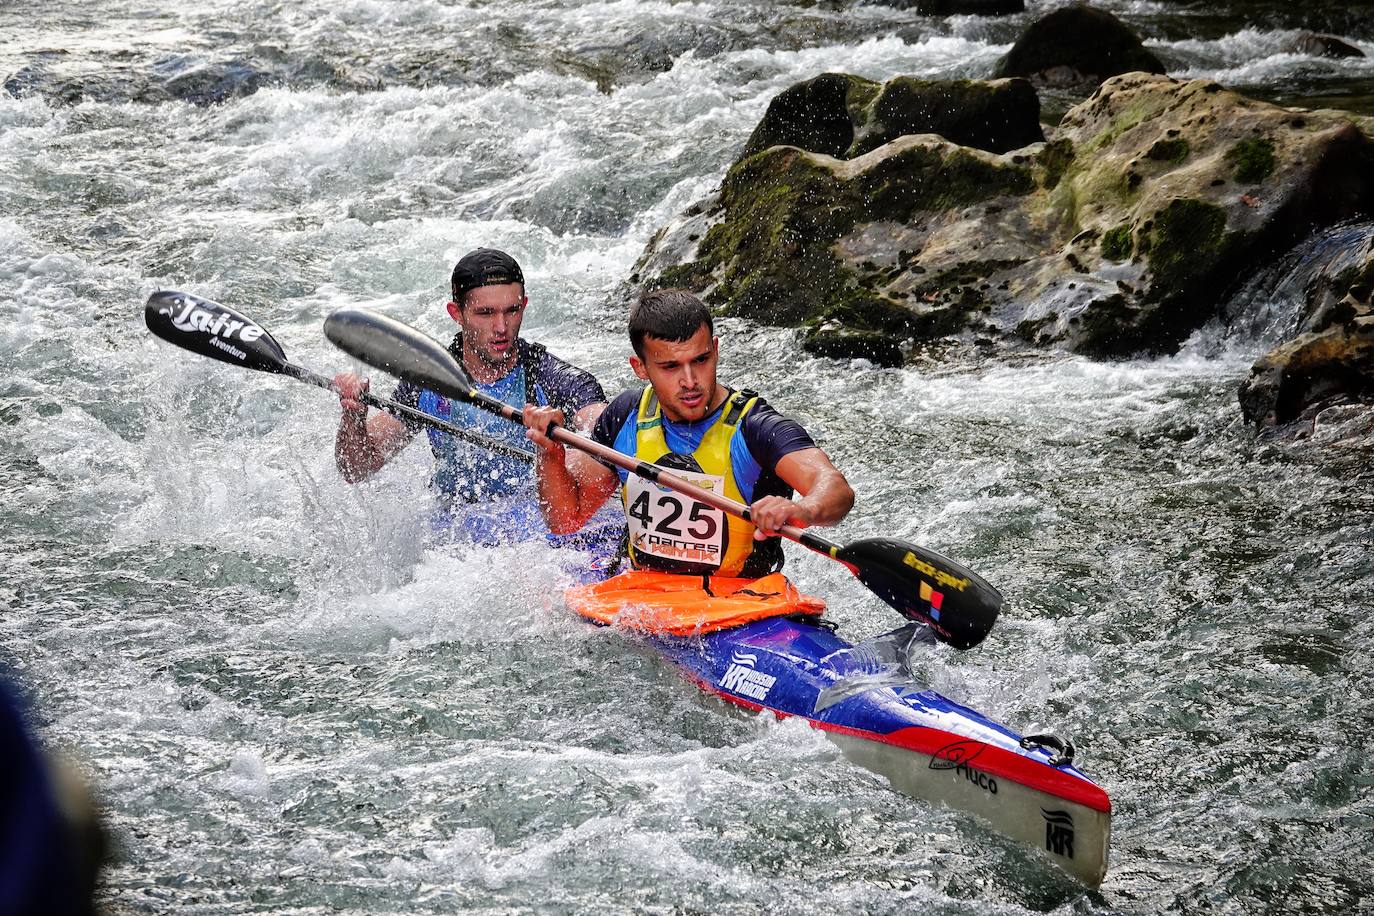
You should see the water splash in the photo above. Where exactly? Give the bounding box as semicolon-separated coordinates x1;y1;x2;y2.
1183;220;1374;358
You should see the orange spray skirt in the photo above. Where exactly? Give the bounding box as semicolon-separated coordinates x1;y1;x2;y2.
564;570;826;636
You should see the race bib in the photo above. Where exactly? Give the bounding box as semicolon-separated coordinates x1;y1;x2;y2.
624;472;727;568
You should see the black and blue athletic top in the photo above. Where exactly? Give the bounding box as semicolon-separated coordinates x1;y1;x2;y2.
592;386;816;503
388;335;605;504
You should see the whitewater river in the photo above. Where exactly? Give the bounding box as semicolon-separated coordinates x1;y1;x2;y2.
3;1;1372;912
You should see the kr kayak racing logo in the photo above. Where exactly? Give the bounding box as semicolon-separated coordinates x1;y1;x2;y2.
1042;809;1075;859
719;650;776;702
161;296;266;361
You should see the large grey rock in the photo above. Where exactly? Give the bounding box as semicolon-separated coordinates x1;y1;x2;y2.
740;73;881;160
848;77;1044;157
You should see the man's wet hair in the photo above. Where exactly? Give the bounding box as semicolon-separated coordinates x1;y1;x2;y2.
629;288;714;358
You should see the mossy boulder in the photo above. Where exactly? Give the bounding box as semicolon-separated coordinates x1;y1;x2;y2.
1006;73;1374;355
635;72;1374;363
994;7;1166;87
660;138;1036;364
847;77;1044;157
742;74;1044;162
740;73;881;161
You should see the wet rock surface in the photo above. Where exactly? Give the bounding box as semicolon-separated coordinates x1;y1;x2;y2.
740;73;882;160
1240;238;1374;429
741;72;1044;161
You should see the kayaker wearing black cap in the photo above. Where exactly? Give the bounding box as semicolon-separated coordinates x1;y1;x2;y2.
334;248;607;515
521;287;854;577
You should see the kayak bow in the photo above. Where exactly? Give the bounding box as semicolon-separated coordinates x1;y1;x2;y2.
641;617;1111;886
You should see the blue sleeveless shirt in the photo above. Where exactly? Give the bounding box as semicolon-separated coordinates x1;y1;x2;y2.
389;336;606;506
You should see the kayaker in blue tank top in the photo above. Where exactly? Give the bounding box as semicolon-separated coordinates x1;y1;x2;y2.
332;249;607;524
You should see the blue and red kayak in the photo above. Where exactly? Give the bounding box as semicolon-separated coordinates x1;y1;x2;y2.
642;616;1110;886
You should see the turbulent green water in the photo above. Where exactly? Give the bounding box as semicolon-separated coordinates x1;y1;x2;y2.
3;1;1372;912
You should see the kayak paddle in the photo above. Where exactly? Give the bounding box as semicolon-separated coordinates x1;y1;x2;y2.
143;290;535;462
323;306;1002;650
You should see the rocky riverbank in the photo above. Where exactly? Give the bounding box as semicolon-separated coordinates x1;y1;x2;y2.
633;11;1374;435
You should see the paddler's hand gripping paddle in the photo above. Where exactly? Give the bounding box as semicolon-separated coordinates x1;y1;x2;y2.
142;291;534;462
323;306;1003;649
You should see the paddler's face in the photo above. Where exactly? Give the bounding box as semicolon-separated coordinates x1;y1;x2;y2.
630;324;721;423
449;283;527;370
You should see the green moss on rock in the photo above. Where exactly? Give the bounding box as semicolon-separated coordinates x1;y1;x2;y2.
803;326;905;366
1146;137;1190;165
859;143;1036;218
1147;198;1229;295
1225;137;1276;184
651;259;713;291
1101;223;1134;261
1037;138;1075;189
692;142;1034;331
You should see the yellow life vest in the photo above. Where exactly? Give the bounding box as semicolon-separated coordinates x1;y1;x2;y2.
622;387;764;578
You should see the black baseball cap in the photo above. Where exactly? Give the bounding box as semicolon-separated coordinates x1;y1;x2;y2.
450;248;525;300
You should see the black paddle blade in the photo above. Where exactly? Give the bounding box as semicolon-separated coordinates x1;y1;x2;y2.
836;538;1001;650
144;290;290;374
323;307;474;401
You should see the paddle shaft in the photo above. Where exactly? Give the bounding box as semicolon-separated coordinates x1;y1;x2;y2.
446;383;852;564
143;290;535;463
282;363;535;463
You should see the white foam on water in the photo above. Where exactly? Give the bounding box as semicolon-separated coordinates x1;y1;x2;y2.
1158;28;1374;83
17;406;142;491
283;540;584;651
217;750;273;799
892;351;1245;428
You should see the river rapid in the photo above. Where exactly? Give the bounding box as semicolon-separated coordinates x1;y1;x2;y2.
3;1;1373;912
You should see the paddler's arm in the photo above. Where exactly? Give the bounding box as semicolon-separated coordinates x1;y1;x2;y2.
333;372;416;483
570;401;606;434
523;404;620;534
750;448;855;540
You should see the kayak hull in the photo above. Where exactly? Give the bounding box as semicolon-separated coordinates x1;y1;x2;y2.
645;616;1111;887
